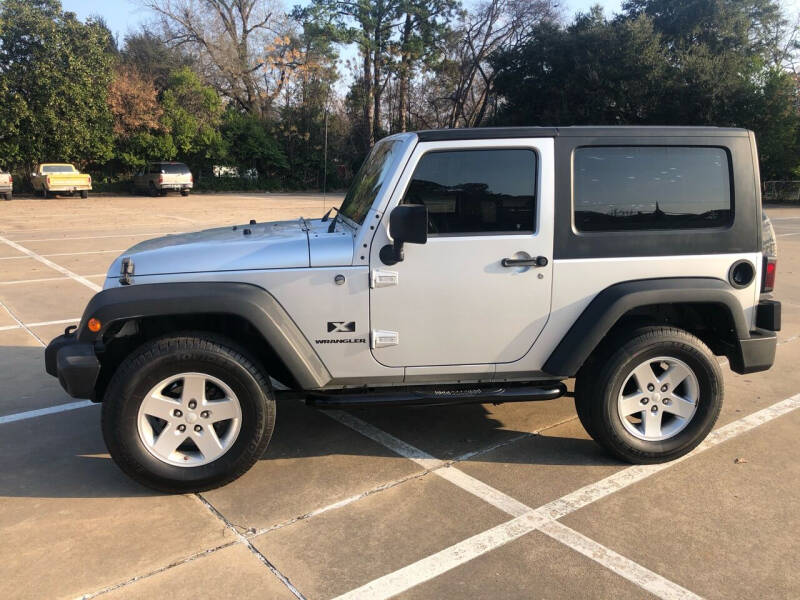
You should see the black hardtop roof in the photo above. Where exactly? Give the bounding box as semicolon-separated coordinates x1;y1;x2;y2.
414;126;750;142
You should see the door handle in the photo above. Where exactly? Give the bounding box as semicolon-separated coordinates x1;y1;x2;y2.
501;256;548;268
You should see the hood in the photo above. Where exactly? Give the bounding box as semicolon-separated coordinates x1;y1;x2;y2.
107;219;316;277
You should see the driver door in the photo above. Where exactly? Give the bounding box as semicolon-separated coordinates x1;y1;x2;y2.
369;138;554;369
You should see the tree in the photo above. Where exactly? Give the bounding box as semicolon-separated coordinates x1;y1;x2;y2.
144;0;300;119
491;0;800;178
121;29;194;91
0;0;115;176
161;67;226;170
393;0;458;131
221;108;287;177
299;0;405;147
108;66;176;171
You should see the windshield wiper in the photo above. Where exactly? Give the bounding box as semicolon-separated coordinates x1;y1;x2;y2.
321;206;339;222
327;207;341;233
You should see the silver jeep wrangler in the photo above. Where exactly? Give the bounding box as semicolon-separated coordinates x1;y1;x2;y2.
45;127;781;492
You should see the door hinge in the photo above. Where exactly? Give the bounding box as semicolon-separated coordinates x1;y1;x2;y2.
370;269;399;289
371;330;399;349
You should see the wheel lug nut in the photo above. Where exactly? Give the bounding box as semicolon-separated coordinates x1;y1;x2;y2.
177;424;186;432
194;425;202;432
651;406;658;413
641;397;649;405
188;400;197;409
200;410;210;418
661;384;668;392
647;383;655;391
173;409;182;417
663;398;671;405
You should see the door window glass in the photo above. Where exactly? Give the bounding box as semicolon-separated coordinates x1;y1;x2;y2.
402;149;537;235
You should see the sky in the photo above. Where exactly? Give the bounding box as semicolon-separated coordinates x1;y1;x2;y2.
61;0;629;43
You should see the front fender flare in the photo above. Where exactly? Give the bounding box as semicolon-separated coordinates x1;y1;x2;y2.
76;282;332;389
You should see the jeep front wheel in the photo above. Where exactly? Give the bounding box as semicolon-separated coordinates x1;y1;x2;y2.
102;334;275;492
575;326;722;464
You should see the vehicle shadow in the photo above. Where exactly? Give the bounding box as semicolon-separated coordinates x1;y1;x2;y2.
0;348;619;498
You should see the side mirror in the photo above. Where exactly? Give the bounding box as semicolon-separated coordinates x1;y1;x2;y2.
380;204;428;265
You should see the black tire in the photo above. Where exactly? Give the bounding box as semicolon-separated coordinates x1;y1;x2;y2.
102;334;276;493
80;190;89;199
148;182;159;197
574;326;723;464
3;192;10;201
181;189;190;196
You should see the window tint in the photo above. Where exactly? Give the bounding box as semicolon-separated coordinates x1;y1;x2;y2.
402;149;536;235
42;165;76;173
573;146;732;232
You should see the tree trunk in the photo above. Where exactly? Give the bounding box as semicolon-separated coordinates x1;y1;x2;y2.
372;26;382;141
363;48;374;148
398;13;413;132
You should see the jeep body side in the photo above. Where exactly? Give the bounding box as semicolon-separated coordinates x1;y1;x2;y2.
44;126;780;492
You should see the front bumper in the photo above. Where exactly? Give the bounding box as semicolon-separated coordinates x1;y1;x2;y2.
45;331;100;399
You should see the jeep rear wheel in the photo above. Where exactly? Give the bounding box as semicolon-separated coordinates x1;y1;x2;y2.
102;334;275;493
575;326;722;464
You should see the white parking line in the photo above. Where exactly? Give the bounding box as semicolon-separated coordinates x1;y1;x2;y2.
0;235;102;292
538;521;702;600
0;302;46;345
332;394;800;600
12;231;181;243
0;400;95;425
0;317;80;332
0;275;105;286
0;249;123;260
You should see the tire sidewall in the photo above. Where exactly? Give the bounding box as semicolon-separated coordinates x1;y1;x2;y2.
104;340;273;488
599;336;721;457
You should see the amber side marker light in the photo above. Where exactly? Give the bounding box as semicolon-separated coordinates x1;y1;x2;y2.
87;318;102;333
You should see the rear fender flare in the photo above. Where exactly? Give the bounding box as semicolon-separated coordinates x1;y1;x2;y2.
543;277;749;377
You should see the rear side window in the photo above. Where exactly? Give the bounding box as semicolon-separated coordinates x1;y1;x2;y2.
573;146;732;232
402;149;537;235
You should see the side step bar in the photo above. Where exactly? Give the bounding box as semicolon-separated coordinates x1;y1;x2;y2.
300;382;567;409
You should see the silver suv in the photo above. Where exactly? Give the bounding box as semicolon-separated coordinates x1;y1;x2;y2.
45;127;780;492
133;161;193;196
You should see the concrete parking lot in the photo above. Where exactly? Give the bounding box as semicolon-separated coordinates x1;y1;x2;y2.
1;193;798;600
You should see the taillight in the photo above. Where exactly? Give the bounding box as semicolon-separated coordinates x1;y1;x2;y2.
88;175;92;185
763;256;777;293
190;173;193;183
46;175;50;185
158;175;164;184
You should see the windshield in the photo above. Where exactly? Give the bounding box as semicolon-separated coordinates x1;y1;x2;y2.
339;138;404;225
42;165;76;173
